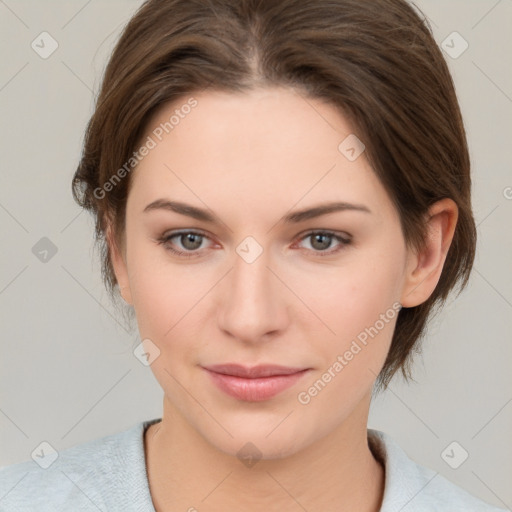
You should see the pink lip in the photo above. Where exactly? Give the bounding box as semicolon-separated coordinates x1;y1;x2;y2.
202;364;310;402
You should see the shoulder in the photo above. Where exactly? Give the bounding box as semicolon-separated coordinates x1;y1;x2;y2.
368;429;507;512
0;418;160;511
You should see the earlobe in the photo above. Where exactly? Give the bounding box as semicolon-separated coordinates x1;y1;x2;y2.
400;198;458;308
106;222;133;305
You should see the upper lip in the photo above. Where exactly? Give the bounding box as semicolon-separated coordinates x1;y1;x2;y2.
203;364;309;378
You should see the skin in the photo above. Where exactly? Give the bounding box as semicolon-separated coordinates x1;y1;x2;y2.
108;87;458;512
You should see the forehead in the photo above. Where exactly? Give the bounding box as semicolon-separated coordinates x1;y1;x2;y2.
128;87;393;222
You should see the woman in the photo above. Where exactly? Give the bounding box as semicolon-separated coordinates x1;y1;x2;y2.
0;0;506;510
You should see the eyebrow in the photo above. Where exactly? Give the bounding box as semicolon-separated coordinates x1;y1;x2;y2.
143;199;372;223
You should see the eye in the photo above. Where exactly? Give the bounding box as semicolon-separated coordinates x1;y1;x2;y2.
156;229;352;259
295;230;352;256
156;230;213;258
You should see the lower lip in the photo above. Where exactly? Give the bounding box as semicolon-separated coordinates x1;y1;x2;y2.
204;369;310;402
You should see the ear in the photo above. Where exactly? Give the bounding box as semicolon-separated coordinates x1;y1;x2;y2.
400;198;458;308
106;221;133;305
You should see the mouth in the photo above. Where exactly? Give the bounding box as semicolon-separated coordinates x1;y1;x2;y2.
201;364;311;402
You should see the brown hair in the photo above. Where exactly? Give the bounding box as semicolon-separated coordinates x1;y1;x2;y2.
72;0;476;392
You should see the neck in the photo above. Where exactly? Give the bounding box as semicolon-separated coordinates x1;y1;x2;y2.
144;394;384;512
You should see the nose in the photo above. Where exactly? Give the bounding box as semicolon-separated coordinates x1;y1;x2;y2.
216;246;290;344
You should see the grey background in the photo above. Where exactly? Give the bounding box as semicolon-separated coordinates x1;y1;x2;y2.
0;0;511;508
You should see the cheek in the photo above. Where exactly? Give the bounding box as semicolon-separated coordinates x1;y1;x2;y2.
129;263;208;398
298;251;403;339
126;242;202;340
293;240;406;381
295;256;403;418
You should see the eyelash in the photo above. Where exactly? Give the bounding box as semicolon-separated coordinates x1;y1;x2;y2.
156;229;352;259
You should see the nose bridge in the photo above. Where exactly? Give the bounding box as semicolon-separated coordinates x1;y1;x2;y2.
217;244;287;342
233;248;272;301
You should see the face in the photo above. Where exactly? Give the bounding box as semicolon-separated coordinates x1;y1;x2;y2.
111;87;416;459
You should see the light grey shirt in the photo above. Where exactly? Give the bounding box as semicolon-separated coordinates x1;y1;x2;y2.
0;418;506;511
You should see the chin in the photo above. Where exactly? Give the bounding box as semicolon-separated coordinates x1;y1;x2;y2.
199;419;318;463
